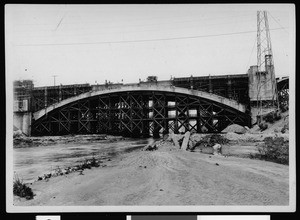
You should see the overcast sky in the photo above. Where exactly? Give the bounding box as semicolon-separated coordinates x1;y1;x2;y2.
5;4;295;87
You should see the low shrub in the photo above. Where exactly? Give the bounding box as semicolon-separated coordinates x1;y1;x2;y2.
209;134;229;146
259;122;268;131
13;174;34;200
257;137;289;165
264;113;274;123
90;156;100;167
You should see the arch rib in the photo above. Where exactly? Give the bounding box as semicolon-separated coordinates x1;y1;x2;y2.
33;84;246;121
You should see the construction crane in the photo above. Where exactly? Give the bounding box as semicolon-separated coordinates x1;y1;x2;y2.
256;11;279;122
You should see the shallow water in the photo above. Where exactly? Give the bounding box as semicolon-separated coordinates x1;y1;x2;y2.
13;137;154;183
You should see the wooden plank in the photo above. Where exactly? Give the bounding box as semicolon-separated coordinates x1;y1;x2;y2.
181;131;191;151
170;133;181;149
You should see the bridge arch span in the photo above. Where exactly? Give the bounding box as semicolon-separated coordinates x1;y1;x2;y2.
31;84;250;137
34;84;246;120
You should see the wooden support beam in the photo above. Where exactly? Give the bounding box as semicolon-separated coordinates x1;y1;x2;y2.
181;131;191;151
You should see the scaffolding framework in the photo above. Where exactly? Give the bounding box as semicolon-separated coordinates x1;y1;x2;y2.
32;91;251;137
31;84;91;111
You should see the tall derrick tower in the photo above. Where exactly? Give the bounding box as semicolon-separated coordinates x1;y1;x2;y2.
256;11;279;120
248;11;279;123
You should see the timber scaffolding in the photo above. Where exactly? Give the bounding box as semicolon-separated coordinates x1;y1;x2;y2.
172;74;249;105
22;74;250;112
13;80;34;112
13;74;289;137
31;84;91;111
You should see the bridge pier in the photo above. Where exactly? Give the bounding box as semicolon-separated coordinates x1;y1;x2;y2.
14;112;32;136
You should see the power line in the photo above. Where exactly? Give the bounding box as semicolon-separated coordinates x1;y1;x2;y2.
267;12;289;34
16;18;255;39
15;12;254;28
16;27;286;47
14;13;255;35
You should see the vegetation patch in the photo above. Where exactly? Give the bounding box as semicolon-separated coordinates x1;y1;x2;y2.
37;154;104;181
251;136;289;165
13;173;34;200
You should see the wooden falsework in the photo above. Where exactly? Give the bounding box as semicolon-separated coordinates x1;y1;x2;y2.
181;131;191;151
29;74;250;112
31;91;251;137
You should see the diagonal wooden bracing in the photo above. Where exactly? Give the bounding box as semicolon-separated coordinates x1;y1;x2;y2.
32;91;251;137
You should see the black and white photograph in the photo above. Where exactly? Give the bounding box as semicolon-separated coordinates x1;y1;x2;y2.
5;4;295;212
128;215;270;220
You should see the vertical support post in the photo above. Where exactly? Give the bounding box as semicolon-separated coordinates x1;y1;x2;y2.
67;107;71;134
142;96;150;138
44;87;47;108
190;75;194;89
58;109;61;133
129;93;134;137
59;85;62;102
152;93;160;138
197;106;201;133
77;103;80;133
185;97;190;132
209;75;213;93
87;99;91;133
164;94;169;135
227;76;232;99
118;95;123;135
108;95;112;134
208;105;214;132
174;95;179;134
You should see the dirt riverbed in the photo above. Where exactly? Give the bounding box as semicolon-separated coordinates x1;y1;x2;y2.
13;135;289;206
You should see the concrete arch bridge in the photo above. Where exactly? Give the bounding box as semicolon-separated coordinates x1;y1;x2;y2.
31;84;251;137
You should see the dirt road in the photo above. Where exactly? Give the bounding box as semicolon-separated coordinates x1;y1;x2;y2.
14;142;289;206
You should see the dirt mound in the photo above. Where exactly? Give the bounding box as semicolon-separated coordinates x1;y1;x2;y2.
223;132;245;141
222;124;247;134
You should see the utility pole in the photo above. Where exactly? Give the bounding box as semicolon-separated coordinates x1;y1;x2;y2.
52;75;58;86
256;11;279;122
